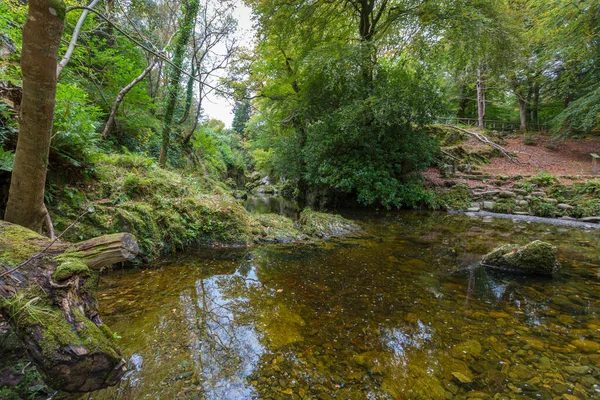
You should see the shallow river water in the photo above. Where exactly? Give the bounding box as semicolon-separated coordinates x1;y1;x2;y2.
87;211;600;400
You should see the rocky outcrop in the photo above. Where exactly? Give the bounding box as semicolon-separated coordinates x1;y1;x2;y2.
481;240;558;276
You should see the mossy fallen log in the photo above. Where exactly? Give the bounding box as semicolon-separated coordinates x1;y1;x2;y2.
0;221;138;392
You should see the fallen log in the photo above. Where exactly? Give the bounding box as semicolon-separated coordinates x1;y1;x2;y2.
444;124;524;164
0;221;138;392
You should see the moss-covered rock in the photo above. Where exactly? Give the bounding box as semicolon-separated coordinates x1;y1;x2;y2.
482;240;558;276
249;213;304;243
298;210;359;238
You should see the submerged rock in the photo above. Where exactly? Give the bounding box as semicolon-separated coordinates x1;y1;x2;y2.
298;210;360;238
481;240;558;276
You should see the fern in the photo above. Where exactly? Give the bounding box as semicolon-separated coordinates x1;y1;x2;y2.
0;147;14;172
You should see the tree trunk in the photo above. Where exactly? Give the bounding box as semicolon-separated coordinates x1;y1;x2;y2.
518;96;528;132
532;81;540;126
159;0;200;167
102;58;157;139
457;84;469;119
477;67;486;130
4;0;66;232
0;222;139;392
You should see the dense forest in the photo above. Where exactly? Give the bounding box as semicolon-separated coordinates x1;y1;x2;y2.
0;0;599;398
1;0;598;213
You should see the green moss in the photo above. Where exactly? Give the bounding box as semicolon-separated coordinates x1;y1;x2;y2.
435;184;471;210
49;0;66;21
249;213;304;243
4;287;79;360
0;223;45;265
482;240;557;275
427;124;470;146
298;210;359;238
49;154;255;260
4;286;119;366
493;200;516;214
72;309;119;356
52;258;91;281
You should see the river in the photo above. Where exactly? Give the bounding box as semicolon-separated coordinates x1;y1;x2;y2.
85;211;600;399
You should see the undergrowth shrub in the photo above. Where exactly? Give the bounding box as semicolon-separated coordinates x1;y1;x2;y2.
51;83;102;167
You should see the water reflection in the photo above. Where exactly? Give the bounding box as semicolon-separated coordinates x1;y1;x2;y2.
87;211;600;400
243;195;299;219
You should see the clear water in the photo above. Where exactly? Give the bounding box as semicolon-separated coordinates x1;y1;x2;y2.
85;211;600;400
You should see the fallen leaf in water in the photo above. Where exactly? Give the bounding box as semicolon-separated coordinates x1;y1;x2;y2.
277;289;283;293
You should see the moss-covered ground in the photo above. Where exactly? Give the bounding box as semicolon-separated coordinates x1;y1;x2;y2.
46;153;360;262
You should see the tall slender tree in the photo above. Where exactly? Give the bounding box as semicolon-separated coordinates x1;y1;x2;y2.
159;0;200;167
4;0;66;232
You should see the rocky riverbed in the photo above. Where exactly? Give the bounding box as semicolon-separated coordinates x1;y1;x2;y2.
78;211;600;400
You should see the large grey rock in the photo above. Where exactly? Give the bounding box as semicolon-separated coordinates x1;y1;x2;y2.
499;191;516;198
482;240;558;276
557;203;574;210
483;201;495;211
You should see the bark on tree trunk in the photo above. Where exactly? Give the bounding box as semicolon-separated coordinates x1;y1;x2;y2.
518;96;528;132
533;81;540;125
457;84;469;119
477;67;486;130
4;0;66;232
0;222;139;392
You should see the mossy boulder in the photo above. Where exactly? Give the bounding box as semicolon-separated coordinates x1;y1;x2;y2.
482;240;558;276
298;210;359;238
249;213;304;243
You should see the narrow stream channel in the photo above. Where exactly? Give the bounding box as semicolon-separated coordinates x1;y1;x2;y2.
85;211;600;399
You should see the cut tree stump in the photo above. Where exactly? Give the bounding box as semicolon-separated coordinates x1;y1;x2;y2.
0;221;138;392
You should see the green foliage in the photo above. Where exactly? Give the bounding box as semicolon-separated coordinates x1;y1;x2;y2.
52;83;102;167
232;99;251;136
552;85;600;136
299;55;442;208
0;147;14;171
0;102;18;144
529;171;557;186
435;184;472;210
0;1;25;85
191;121;248;179
530;201;556;217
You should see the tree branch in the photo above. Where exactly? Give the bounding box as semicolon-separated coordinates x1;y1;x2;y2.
57;0;101;78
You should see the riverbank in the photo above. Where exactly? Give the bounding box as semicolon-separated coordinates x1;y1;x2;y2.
46;153;359;263
428;125;600;225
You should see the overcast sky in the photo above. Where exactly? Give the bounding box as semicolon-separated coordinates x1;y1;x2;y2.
202;2;254;127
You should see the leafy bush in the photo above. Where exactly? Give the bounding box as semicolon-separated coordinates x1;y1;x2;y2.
298;53;442;209
530;171;557;186
51;83;102;167
0;102;18;145
0;147;14;171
